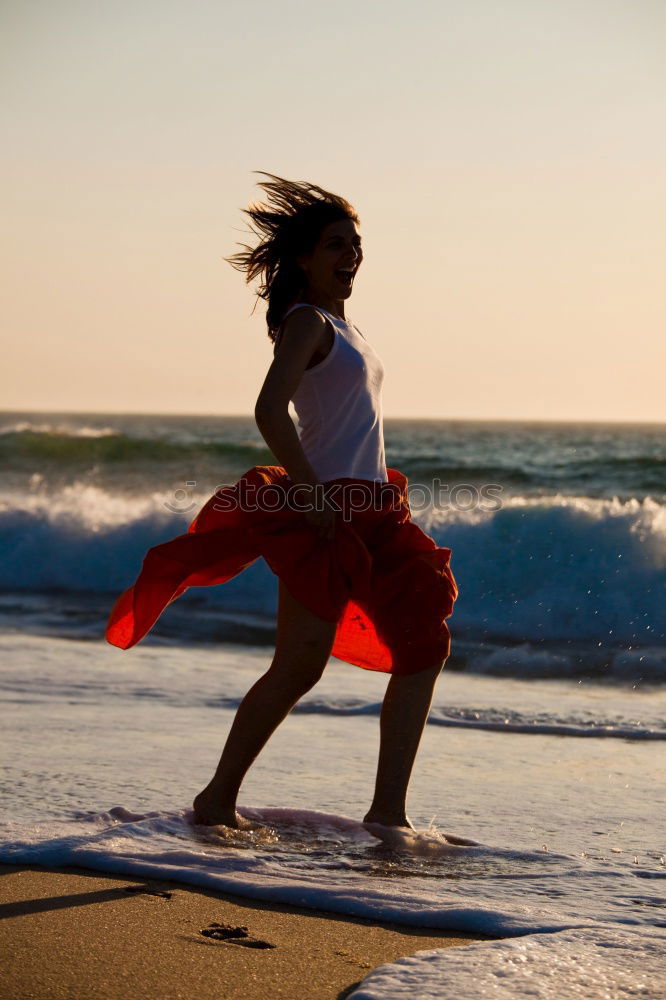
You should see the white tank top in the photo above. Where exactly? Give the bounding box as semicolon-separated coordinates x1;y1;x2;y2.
277;302;388;483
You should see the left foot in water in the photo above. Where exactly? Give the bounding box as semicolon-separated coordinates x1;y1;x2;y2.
362;809;415;831
192;791;262;830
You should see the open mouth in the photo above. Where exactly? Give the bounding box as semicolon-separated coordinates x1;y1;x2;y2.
335;268;355;286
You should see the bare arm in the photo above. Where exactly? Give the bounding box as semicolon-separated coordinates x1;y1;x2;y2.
254;308;329;488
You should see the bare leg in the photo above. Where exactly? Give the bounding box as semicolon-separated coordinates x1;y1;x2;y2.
363;659;445;829
192;579;337;828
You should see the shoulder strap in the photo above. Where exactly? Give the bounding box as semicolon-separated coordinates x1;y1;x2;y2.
275;302;333;352
282;302;311;322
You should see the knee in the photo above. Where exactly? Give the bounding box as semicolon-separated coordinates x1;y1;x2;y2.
424;659;446;684
269;641;329;694
296;665;326;694
412;657;447;686
278;663;326;697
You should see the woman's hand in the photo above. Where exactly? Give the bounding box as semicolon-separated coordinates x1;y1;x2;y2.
301;488;337;542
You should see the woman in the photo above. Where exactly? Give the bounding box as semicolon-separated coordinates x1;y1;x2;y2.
105;172;458;832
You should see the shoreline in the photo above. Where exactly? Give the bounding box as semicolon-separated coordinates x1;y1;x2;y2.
0;863;487;999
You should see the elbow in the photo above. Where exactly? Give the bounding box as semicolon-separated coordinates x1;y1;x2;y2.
254;398;286;426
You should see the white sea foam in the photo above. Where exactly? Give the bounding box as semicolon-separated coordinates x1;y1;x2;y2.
0;479;181;529
0;807;628;938
349;928;666;999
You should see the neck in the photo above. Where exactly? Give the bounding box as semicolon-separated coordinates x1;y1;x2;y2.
300;290;347;321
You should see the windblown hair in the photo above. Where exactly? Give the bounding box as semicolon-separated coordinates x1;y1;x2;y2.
226;171;360;341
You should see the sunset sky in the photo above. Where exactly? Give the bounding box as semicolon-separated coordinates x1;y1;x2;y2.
3;0;665;422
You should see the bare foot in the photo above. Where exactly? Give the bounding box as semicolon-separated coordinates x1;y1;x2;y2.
192;791;260;830
362;809;415;830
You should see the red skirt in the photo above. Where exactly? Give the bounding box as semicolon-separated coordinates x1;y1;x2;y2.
105;466;458;676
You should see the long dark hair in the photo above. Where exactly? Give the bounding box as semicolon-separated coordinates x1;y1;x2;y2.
226;171;360;342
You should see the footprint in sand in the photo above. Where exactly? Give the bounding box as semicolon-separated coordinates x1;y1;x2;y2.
200;922;276;949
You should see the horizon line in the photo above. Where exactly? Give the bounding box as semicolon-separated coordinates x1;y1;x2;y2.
1;407;664;428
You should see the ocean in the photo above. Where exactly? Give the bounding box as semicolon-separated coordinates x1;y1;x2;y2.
1;411;665;996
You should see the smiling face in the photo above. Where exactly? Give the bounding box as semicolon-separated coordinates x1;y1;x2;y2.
297;217;363;306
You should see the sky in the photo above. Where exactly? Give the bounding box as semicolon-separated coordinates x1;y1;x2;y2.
2;0;665;422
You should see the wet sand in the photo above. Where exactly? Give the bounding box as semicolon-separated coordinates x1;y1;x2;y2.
0;863;486;999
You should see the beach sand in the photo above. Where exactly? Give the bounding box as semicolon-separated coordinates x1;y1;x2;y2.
0;863;485;999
